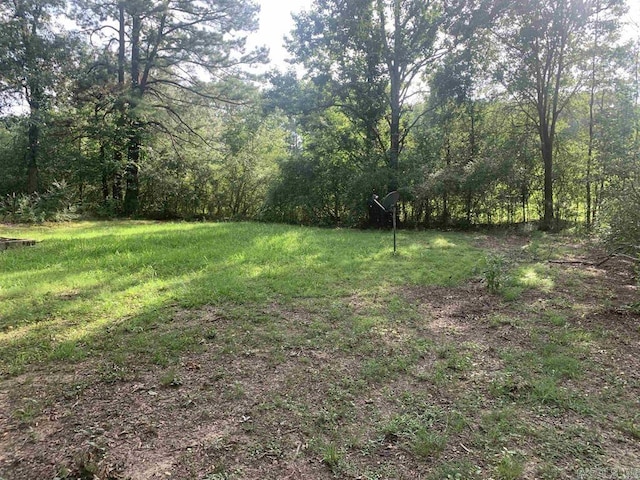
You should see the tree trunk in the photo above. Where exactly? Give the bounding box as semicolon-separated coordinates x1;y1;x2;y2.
123;130;140;215
118;2;125;85
385;0;403;191
389;70;401;191
100;144;110;202
123;12;142;215
113;150;123;202
26;79;42;193
586;6;599;230
540;128;555;231
543;150;554;229
26;117;39;194
442;134;451;226
466;102;477;225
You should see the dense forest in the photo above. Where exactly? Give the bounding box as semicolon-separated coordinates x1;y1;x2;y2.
0;0;638;249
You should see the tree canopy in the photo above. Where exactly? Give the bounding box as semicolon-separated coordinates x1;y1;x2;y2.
0;0;638;250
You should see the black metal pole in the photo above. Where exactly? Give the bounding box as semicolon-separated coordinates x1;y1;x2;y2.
393;205;397;254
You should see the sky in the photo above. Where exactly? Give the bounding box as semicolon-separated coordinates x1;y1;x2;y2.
248;0;313;69
250;0;640;71
627;0;640;36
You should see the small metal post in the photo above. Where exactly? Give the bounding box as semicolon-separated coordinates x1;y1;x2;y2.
392;205;397;254
373;190;399;254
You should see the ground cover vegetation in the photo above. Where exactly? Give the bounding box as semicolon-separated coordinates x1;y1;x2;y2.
1;1;639;478
0;0;639;253
0;221;638;479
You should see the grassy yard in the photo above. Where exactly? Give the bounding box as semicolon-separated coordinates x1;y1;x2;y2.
0;221;638;479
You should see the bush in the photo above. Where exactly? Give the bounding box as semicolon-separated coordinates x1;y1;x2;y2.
600;183;640;257
483;254;508;293
0;181;74;223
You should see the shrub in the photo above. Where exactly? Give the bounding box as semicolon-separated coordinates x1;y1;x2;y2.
600;182;640;257
0;180;74;223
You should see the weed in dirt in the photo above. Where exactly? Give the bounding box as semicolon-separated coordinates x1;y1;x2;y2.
440;349;472;373
380;399;451;459
203;327;217;340
204;464;235;480
61;443;125;480
224;381;246;401
11;398;39;425
361;355;412;382
428;460;481;480
542;310;568;326
357;465;403;479
541;352;582;380
489;314;520;328
495;449;525;480
317;441;344;473
477;409;520;449
430;362;450;385
501;286;524;301
535;463;563;480
159;368;182;388
97;356;131;383
549;327;594;348
411;427;447;458
445;409;470;434
616;418;640;440
534;424;604;465
49;339;86;361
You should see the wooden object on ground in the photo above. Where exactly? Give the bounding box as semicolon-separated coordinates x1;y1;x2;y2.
0;237;37;251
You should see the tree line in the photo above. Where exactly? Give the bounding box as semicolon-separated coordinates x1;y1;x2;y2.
0;0;638;249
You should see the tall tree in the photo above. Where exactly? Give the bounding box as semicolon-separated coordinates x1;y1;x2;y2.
289;0;462;191
0;0;75;193
75;0;266;214
493;0;625;230
584;0;626;228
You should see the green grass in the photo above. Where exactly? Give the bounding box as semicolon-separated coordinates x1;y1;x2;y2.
0;221;482;375
1;222;637;480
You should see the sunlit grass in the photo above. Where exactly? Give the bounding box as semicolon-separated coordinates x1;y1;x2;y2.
515;265;554;291
0;221;483;375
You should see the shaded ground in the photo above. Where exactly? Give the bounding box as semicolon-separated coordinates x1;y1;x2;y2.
1;236;638;480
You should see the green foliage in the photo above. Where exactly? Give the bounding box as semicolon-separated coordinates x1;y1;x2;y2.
495;449;525;480
139;104;287;220
601;183;640;257
483;254;508;293
0;0;636;232
0;181;74;223
319;441;344;472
